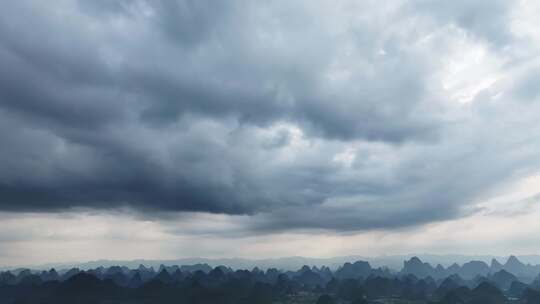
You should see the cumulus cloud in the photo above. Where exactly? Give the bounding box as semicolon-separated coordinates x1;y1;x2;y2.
0;0;540;233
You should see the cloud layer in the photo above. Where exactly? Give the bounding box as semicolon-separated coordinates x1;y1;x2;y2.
1;0;540;233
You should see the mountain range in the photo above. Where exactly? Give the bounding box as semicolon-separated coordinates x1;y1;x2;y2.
2;256;540;303
9;254;540;273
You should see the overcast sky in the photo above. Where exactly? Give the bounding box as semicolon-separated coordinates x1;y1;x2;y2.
1;0;540;267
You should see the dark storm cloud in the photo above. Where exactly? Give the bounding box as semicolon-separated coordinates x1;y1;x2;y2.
0;0;539;232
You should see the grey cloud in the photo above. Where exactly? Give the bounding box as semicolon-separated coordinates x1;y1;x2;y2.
0;0;539;233
510;68;540;102
84;0;440;141
407;0;513;46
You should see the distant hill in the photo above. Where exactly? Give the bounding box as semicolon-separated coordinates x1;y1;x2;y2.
399;255;540;283
7;254;540;274
2;257;538;304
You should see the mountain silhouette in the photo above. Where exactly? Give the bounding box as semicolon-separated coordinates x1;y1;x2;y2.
335;261;373;279
490;269;519;290
2;256;539;303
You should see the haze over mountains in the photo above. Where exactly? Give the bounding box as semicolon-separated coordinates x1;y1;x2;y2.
12;254;540;274
3;255;540;303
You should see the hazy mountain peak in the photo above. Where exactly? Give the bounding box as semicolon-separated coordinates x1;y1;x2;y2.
491;258;503;268
506;255;524;266
409;256;423;263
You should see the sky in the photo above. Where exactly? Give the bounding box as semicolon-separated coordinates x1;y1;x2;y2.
1;0;540;267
